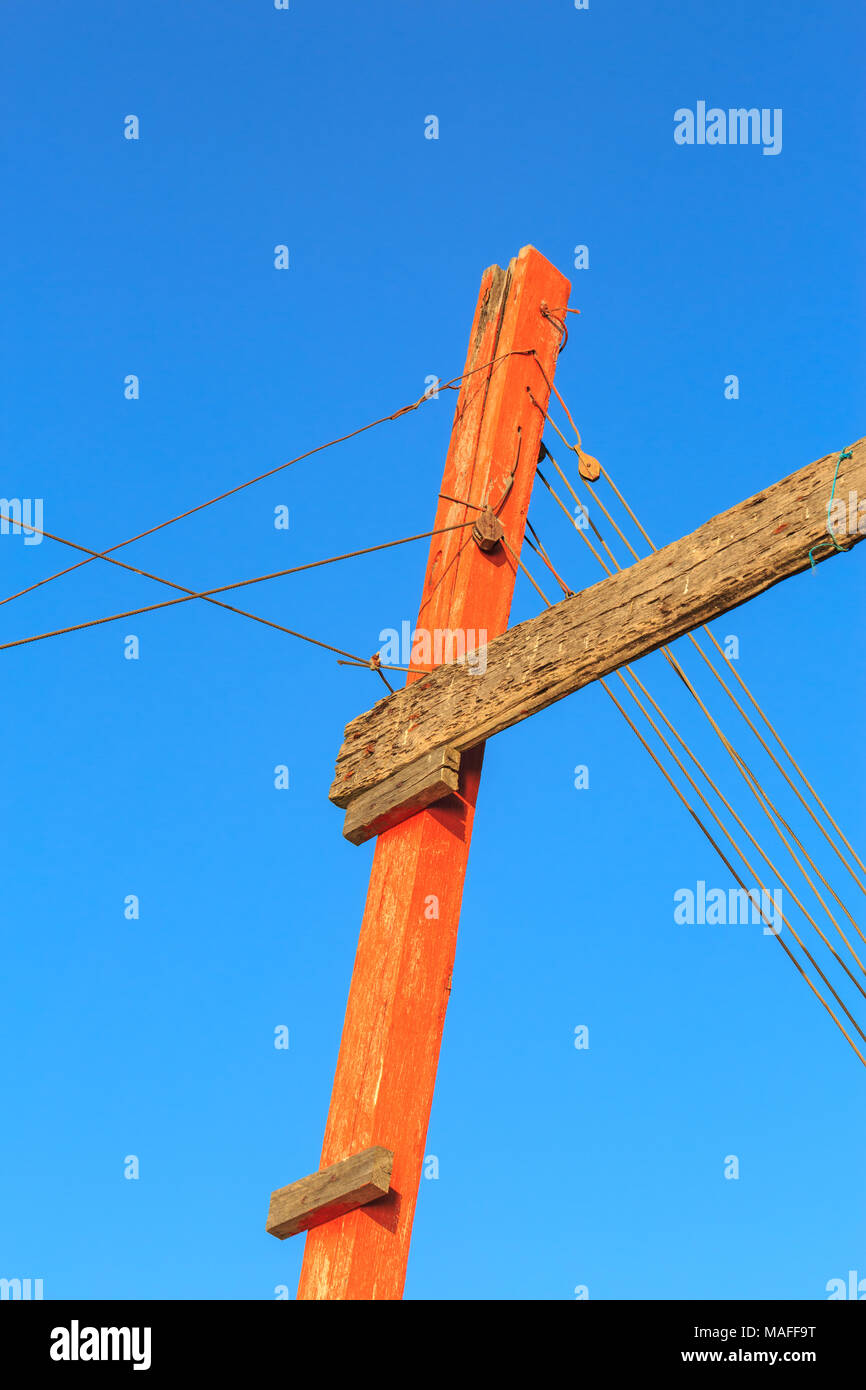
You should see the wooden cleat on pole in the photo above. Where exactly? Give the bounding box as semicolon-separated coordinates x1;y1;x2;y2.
341;746;460;845
266;1147;394;1240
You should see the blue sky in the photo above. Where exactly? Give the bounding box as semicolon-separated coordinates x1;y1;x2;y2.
1;1;863;1300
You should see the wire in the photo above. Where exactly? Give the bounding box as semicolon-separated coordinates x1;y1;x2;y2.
524;493;866;1062
524;520;574;598
501;534;552;607
0;520;476;658
0;347;535;612
619;663;866;990
612;669;866;1041
659;652;866;959
587;438;866;890
536;414;866;900
438;492;483;511
536;465;612;574
537;443;865;966
600;677;866;1070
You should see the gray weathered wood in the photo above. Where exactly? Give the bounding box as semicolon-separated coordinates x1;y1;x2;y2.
266;1146;394;1240
331;438;865;808
341;746;460;845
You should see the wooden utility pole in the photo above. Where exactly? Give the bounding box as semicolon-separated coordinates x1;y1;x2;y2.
265;246;863;1296
293;246;570;1299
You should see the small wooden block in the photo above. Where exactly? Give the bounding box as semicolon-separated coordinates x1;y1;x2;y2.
472;506;505;551
266;1146;394;1240
341;745;461;846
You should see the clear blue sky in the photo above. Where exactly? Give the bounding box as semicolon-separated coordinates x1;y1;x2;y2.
1;1;863;1300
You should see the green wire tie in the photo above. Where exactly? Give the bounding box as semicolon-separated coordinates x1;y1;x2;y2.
808;447;854;569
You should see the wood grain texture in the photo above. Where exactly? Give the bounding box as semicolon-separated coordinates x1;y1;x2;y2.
331;437;866;805
297;246;570;1301
341;746;460;845
267;1147;393;1240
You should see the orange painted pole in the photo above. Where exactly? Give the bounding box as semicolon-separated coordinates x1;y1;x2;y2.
298;246;570;1300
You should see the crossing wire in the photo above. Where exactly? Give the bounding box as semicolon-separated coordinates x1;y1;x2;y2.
6;337;861;1014
600;678;866;1071
537;441;866;974
519;510;866;1069
541;425;866;918
617;664;866;1001
0;519;476;659
539;378;866;890
0;347;535;612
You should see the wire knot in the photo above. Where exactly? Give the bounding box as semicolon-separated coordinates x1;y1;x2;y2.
808;447;855;569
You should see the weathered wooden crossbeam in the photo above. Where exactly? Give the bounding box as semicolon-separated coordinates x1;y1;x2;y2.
266;1146;394;1240
332;437;864;834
